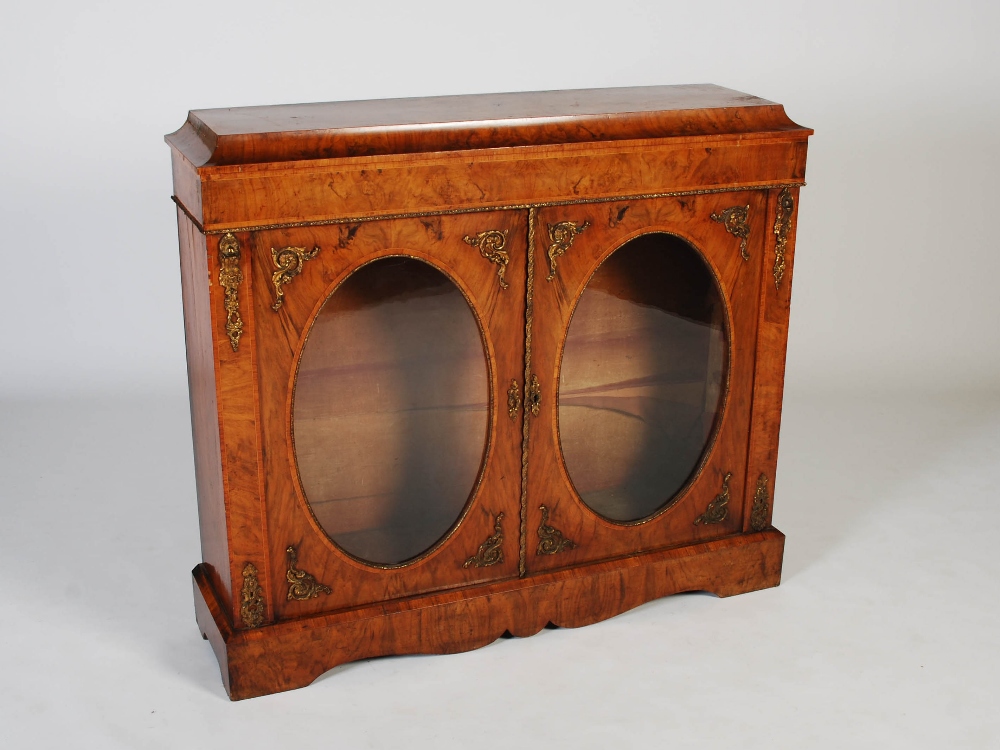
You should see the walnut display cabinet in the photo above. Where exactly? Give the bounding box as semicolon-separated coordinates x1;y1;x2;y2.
166;84;811;700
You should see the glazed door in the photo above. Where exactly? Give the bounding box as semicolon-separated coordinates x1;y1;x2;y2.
251;211;527;618
526;193;767;572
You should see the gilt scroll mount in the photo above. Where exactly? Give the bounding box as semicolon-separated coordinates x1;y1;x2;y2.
694;472;732;525
536;505;577;555
463;512;505;568
773;188;794;289
240;562;264;629
271;245;321;311
545;220;590;281
750;474;771;531
286;545;332;601
463;229;510;290
710;205;751;261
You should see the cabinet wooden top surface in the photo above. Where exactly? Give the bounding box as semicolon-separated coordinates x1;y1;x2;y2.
166;84;811;168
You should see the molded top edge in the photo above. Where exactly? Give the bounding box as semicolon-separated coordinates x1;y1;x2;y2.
166;84;812;168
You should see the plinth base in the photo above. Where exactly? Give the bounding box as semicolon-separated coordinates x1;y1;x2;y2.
193;529;784;700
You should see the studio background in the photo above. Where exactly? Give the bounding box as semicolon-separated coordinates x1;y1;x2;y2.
2;1;998;747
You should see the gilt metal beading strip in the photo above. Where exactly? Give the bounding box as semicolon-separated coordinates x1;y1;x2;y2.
195;183;806;235
518;208;538;578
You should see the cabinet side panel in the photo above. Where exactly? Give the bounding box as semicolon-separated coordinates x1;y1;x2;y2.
208;231;271;627
172;148;204;226
743;187;802;529
177;208;231;606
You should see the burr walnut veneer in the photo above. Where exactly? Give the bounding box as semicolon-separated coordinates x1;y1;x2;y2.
166;84;810;700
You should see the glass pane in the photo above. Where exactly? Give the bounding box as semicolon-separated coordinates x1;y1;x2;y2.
558;233;727;522
294;257;489;565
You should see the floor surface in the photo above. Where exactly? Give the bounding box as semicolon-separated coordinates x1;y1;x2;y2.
2;387;998;748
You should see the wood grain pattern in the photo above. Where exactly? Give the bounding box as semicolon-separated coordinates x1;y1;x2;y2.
176;210;230;605
194;529;785;700
194;137;807;232
742;187;802;530
168;84;810;700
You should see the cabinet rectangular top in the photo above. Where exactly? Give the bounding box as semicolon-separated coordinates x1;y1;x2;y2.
166;84;811;168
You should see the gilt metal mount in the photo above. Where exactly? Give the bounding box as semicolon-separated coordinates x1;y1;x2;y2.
240;562;264;629
526;374;541;416
773;188;794;289
271;246;321;311
508;379;521;419
463;229;510;290
545;220;590;281
750;474;771;531
463;513;505;568
710;205;751;261
536;505;577;555
694;472;732;525
286;545;332;601
218;233;244;351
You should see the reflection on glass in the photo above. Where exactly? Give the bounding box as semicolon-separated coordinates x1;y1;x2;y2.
294;258;489;565
558;233;727;522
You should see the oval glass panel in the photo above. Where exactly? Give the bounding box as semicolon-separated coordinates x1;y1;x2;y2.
294;257;489;565
558;233;727;522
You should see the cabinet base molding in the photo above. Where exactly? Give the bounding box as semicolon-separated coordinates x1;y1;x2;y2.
194;529;785;700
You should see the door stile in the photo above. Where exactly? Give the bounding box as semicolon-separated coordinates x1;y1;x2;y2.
517;207;539;577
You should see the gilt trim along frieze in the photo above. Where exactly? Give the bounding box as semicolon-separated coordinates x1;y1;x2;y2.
536;505;577;555
285;545;332;601
240;562;265;629
694;472;732;525
710;205;751;261
463;229;510;290
750;474;771;531
772;187;794;289
463;512;505;568
544;220;590;281
271;245;321;311
201;184;805;236
218;233;244;351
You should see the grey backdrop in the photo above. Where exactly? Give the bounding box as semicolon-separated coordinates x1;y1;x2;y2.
2;1;998;747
